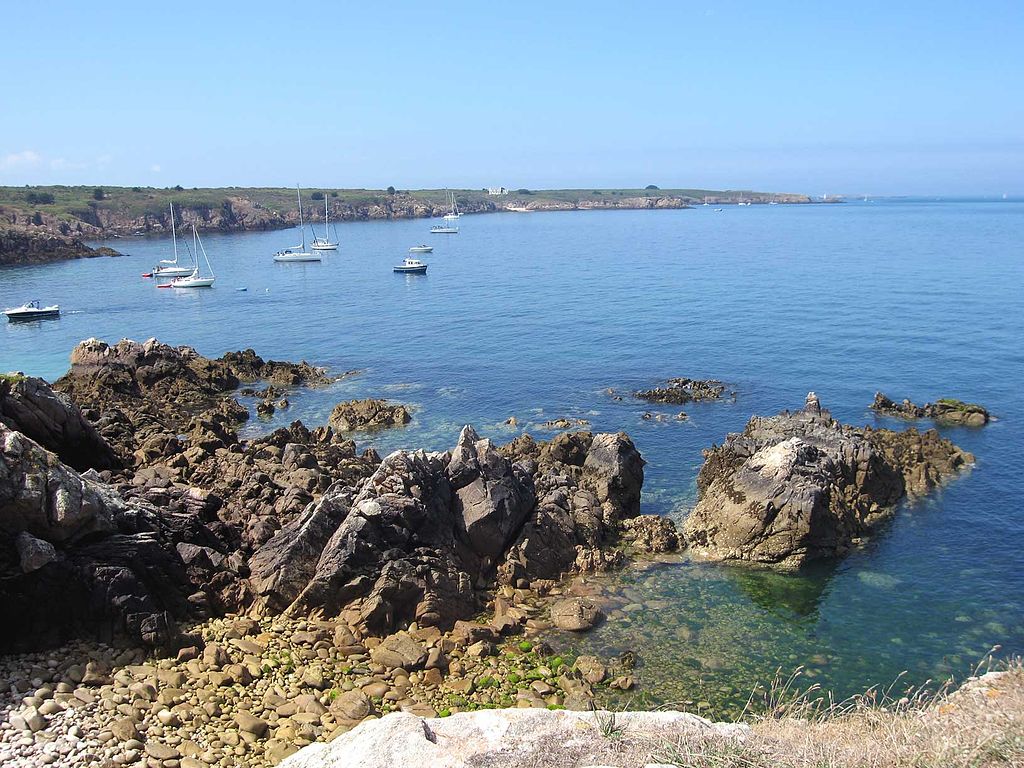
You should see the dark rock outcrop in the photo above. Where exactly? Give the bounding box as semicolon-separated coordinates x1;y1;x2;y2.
0;374;120;471
871;392;990;427
634;378;727;405
0;423;239;652
250;426;646;636
683;393;973;568
53;338;329;465
328;398;412;432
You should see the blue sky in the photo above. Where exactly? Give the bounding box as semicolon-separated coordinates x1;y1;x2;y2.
1;1;1021;195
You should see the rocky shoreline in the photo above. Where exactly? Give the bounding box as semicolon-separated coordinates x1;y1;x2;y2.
0;225;119;266
1;341;984;766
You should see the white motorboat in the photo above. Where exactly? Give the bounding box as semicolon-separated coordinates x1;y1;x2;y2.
147;202;194;278
430;224;459;234
310;193;338;251
393;258;428;274
409;245;433;253
4;300;60;321
167;225;216;288
274;186;321;262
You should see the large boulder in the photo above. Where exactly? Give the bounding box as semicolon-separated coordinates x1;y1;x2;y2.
0;374;120;471
683;393;973;568
277;708;746;768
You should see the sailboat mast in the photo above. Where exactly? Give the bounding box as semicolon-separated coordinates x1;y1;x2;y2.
325;194;329;239
196;225;214;277
297;185;306;250
170;202;178;264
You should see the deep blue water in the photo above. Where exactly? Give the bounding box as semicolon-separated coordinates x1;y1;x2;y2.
2;201;1022;714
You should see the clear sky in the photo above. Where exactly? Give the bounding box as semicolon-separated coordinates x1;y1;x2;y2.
1;1;1021;195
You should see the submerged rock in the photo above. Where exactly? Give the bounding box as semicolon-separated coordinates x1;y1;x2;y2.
872;392;990;426
328;398;412;432
684;393;973;568
550;597;603;631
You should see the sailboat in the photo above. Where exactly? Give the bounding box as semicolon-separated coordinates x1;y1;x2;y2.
311;193;338;251
431;190;459;233
442;190;461;221
169;225;215;288
274;186;321;262
149;203;195;278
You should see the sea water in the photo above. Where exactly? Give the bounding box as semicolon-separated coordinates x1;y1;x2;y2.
2;200;1021;716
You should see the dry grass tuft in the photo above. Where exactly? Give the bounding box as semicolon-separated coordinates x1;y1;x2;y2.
658;653;1024;768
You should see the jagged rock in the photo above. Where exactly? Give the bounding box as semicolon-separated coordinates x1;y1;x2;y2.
448;426;535;560
684;393;973;568
248;426;643;636
249;484;355;613
634;378;727;404
872;392;990;426
0;374;120;470
329;398;412;432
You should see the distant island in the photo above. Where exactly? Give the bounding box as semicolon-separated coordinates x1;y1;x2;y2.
0;185;814;266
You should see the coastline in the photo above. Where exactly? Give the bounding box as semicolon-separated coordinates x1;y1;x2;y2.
0;185;816;267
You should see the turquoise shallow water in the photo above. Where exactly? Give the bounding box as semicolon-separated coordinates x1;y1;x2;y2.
2;201;1022;715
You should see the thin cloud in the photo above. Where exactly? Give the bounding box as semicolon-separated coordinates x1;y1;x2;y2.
0;150;41;170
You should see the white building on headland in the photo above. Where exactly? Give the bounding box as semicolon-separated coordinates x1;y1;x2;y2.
487;187;508;196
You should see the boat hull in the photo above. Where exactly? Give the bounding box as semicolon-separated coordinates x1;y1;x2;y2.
4;307;60;321
430;228;459;234
310;243;338;251
393;266;428;274
171;278;215;288
274;252;322;262
409;247;433;253
152;266;194;278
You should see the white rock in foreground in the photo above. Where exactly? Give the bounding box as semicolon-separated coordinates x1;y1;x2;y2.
279;708;748;768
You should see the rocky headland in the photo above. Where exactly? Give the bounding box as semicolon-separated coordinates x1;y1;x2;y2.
871;392;991;426
683;392;973;567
